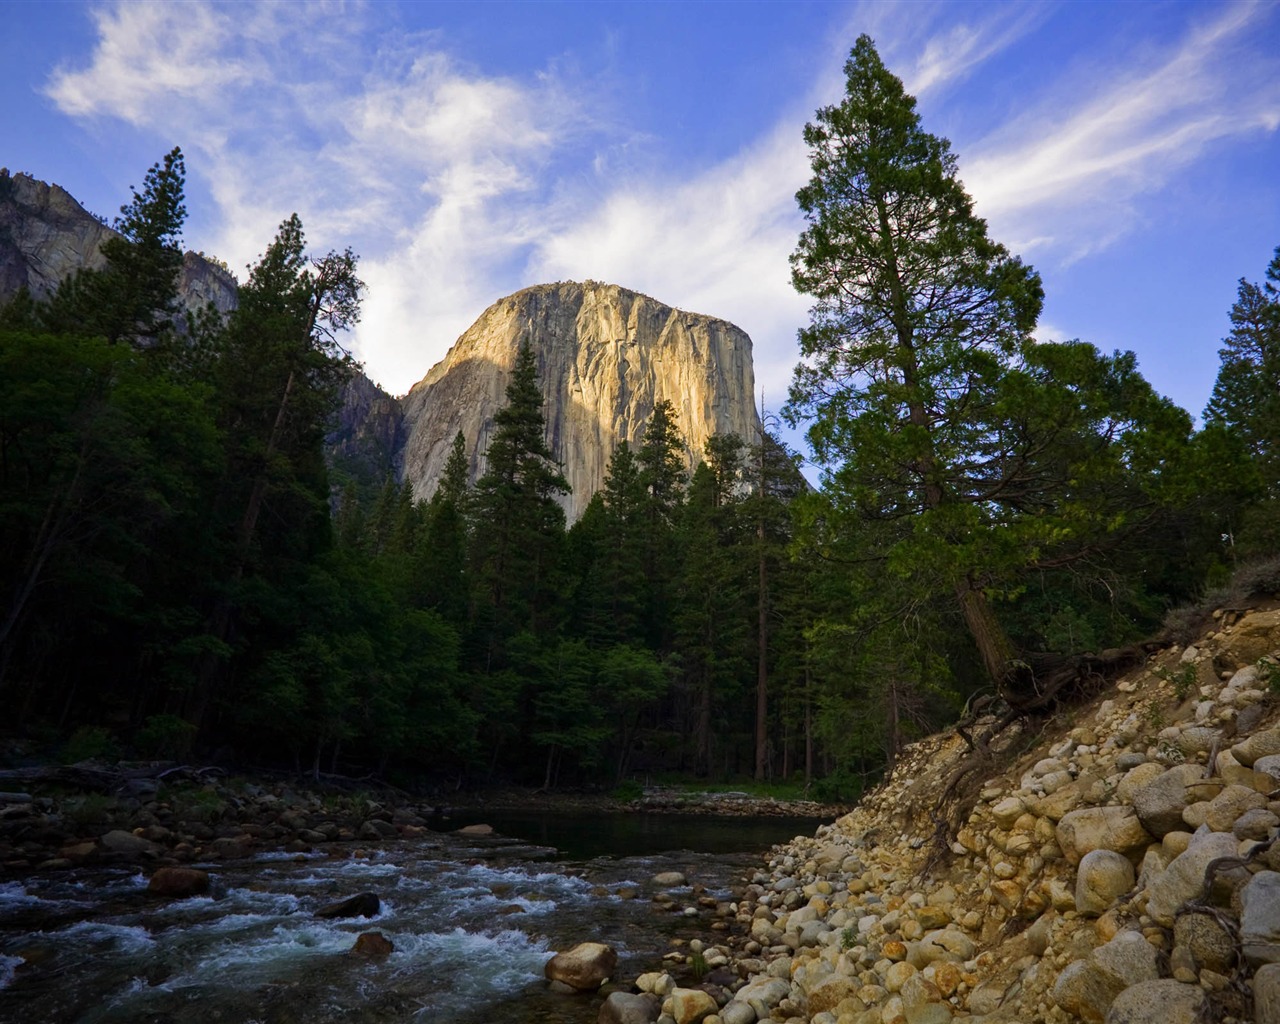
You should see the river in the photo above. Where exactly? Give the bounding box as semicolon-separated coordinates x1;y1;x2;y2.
0;811;824;1024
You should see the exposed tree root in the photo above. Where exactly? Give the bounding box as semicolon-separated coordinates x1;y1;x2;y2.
922;642;1160;873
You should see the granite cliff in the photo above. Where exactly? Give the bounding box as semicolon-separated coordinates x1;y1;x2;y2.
0;168;237;316
397;281;763;521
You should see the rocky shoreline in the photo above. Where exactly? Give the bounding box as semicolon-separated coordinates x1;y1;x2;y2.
623;606;1280;1024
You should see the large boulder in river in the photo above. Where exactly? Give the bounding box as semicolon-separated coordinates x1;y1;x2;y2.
351;931;394;956
148;867;210;898
545;941;617;991
316;892;381;919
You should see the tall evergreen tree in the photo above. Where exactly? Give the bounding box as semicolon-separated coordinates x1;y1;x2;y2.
469;340;570;668
740;426;805;779
188;214;363;730
421;432;473;627
1204;245;1280;555
636;400;687;651
675;461;748;775
787;36;1197;702
41;148;188;346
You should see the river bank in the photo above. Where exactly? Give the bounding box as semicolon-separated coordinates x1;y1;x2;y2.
0;769;847;876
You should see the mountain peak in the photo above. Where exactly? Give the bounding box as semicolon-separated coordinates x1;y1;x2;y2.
398;280;762;521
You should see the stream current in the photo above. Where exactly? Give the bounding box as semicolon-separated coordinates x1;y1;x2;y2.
0;812;822;1024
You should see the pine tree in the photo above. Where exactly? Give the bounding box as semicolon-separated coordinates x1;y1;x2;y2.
42;147;188;346
1205;246;1280;555
636;400;687;651
787;36;1197;702
469;340;570;667
675;461;748;776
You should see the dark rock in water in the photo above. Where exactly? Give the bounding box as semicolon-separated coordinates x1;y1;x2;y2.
148;867;210;898
351;931;394;956
316;892;380;919
458;823;494;835
598;990;661;1024
545;941;618;991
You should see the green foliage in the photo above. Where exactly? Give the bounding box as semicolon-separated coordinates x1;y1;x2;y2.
60;727;119;764
610;779;643;802
814;767;865;804
63;793;117;828
1205;246;1280;558
1258;657;1280;696
1153;664;1197;703
167;786;226;824
11;142;1253;798
470;340;570;668
135;714;197;759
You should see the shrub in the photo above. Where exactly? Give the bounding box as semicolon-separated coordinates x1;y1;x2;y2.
60;726;118;764
135;714;197;759
610;779;643;803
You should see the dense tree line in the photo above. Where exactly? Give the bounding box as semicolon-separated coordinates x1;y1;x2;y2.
2;39;1277;797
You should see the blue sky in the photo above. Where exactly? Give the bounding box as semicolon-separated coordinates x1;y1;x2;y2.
4;1;1279;447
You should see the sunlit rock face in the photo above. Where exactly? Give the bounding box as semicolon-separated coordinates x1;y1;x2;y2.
398;280;763;521
0;169;237;315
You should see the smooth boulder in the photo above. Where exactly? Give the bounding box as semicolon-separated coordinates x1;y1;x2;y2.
544;942;617;991
1103;979;1207;1023
1076;849;1135;916
1056;806;1151;865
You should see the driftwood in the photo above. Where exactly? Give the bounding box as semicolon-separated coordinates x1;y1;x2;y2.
0;762;224;793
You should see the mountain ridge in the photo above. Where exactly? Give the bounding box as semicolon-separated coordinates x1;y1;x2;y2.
1;171;766;521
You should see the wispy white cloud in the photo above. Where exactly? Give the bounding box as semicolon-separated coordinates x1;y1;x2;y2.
41;0;1280;414
46;2;255;122
45;1;600;393
962;3;1280;259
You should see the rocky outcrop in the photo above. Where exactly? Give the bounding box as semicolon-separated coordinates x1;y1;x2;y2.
0;168;237;316
397;281;762;521
326;370;405;488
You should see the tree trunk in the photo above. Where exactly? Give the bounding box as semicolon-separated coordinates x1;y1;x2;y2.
697;672;712;777
754;511;768;780
542;744;556;792
885;677;900;768
955;580;1018;691
804;666;814;787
